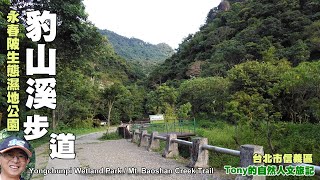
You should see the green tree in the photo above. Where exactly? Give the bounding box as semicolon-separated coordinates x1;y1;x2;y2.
225;60;291;150
178;77;230;117
304;20;320;60
101;84;125;126
56;68;98;126
0;0;36;129
285;40;310;65
0;0;9;129
146;85;178;114
177;102;192;120
115;85;144;122
225;60;291;124
271;61;320;123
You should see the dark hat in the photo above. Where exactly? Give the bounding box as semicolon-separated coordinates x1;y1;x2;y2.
0;136;32;158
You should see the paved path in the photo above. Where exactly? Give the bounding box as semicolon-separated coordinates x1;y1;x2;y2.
35;129;233;180
42;131;110;180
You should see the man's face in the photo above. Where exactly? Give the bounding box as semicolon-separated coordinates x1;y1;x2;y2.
0;149;30;178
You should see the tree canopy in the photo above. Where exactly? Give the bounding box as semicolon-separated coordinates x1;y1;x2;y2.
0;0;140;129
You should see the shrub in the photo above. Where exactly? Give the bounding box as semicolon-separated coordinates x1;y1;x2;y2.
99;132;122;140
70;118;94;128
93;119;101;128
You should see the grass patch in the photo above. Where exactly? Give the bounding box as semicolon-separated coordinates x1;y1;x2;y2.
99;132;122;140
196;120;320;172
57;126;110;136
152;140;166;153
196;120;239;168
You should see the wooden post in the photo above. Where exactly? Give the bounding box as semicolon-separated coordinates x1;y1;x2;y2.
139;130;148;147
188;137;209;168
238;144;265;180
162;134;179;158
148;131;160;151
123;125;126;139
132;129;139;143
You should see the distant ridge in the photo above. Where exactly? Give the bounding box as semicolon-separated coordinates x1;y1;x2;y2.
99;29;174;62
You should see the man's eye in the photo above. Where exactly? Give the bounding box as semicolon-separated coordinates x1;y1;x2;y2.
7;153;14;157
18;155;25;159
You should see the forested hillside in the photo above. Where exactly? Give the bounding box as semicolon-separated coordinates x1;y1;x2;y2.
100;29;173;62
147;0;320;123
145;0;320;166
149;0;320;83
100;29;174;75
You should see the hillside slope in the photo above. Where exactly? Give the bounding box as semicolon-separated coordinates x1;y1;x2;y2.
148;0;320;84
100;29;174;61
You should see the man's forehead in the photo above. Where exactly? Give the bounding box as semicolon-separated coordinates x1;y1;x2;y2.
5;148;26;154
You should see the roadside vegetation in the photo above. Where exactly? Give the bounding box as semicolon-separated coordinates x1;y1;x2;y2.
196;120;320;168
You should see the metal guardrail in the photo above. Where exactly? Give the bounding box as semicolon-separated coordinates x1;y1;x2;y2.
133;130;320;176
311;164;320;175
171;138;193;146
154;135;166;141
202;144;240;156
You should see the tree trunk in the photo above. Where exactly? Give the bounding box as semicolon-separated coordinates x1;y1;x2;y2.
234;123;240;146
52;110;56;130
0;113;2;129
267;120;275;154
107;101;113;127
